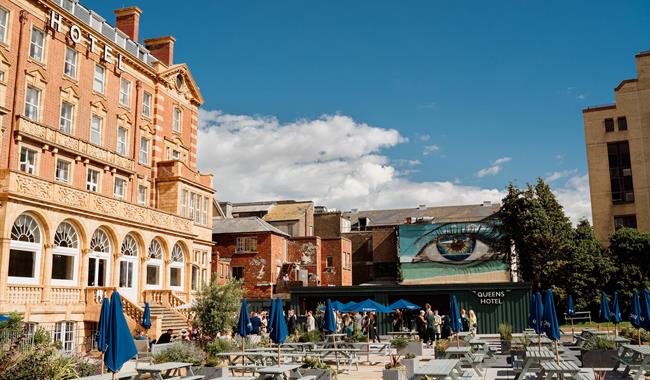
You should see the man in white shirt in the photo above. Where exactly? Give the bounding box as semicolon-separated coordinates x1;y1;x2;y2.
306;310;316;332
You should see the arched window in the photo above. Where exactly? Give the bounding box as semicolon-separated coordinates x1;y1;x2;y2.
169;243;185;289
119;233;139;297
52;222;80;285
146;239;164;289
88;228;111;287
8;214;43;284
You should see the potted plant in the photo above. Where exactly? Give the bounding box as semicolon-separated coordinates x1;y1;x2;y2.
153;342;207;377
393;336;423;357
509;335;529;365
400;352;419;379
580;336;618;368
434;338;450;359
301;355;336;380
383;337;409;380
198;339;232;378
498;323;513;354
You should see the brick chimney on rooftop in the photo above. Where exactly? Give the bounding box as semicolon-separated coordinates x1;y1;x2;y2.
144;36;175;66
114;6;142;41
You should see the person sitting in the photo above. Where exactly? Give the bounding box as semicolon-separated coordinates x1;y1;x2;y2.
134;328;147;340
156;329;173;344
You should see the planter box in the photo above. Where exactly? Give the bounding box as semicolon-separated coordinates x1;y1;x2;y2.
435;349;446;359
191;366;227;378
397;341;423;357
301;368;334;380
581;349;618;368
400;358;419;379
500;340;512;354
383;367;406;380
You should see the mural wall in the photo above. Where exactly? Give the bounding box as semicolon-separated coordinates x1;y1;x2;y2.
398;219;510;284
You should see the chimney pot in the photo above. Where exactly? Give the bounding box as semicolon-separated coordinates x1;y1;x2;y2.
114;6;142;42
144;36;176;66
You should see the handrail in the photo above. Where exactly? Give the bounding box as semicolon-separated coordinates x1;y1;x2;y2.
84;287;146;324
143;289;191;321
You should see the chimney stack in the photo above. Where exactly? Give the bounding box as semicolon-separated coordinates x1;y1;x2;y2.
144;36;175;66
114;6;142;41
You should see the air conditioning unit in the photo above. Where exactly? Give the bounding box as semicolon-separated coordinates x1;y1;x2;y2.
624;192;635;202
623;168;632;176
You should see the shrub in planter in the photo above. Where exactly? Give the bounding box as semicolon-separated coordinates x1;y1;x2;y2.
383;363;406;380
153;342;205;366
498;323;513;354
301;356;336;380
580;336;618;368
435;338;450;358
400;353;419;379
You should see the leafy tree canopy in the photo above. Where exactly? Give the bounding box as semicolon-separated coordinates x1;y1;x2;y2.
192;278;244;337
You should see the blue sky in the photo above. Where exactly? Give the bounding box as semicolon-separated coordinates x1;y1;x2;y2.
89;0;650;220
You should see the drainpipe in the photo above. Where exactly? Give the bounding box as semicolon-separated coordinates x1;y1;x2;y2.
7;11;28;168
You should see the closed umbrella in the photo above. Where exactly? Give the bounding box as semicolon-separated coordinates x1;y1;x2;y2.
610;292;622;337
236;300;252;366
630;290;642;344
322;299;340;371
641;289;650;331
599;291;611;335
96;296;111;374
268;297;277;335
269;298;288;365
449;295;463;347
566;294;576;341
141;302;151;330
531;291;544;349
104;292;137;377
541;289;562;362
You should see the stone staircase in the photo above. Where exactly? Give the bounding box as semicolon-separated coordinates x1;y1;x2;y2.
147;303;191;334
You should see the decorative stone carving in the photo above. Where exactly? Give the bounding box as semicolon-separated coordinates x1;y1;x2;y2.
57;186;89;208
15;175;52;199
93;196;119;215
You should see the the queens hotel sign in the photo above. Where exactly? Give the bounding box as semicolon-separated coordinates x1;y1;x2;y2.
49;10;128;72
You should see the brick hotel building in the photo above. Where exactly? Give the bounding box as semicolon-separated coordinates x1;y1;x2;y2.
0;0;214;348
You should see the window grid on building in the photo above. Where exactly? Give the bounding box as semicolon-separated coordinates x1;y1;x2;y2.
86;169;99;192
139;137;149;164
55;159;71;183
113;177;126;199
173;107;181;133
64;47;77;79
607;141;634;203
137;185;147;205
30;27;45;62
117;127;127;155
142;91;152;118
236;237;257;253
19;147;37;174
90;115;102;145
93;64;105;93
60;102;74;134
0;7;8;44
119;77;130;107
25;86;41;121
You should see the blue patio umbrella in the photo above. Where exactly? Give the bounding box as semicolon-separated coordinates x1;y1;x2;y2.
343;299;391;313
96;296;111;354
323;299;337;333
269;298;288;364
641;289;650;330
141;302;151;330
530;291;544;334
268;297;277;335
599;291;611;323
388;299;421;310
236;299;252;366
527;295;536;329
104;292;137;374
449;295;463;347
630;290;642;329
0;314;10;322
319;300;346;312
566;295;575;317
541;289;562;362
611;292;622;324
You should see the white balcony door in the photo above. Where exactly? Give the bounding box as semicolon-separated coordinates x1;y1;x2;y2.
119;233;140;302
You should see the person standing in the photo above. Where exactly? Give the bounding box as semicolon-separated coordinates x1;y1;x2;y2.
425;310;435;346
416;310;427;341
287;308;297;335
392;309;403;331
306;310;316;332
433;309;442;341
460;308;470;332
250;312;262;335
468;309;477;335
353;312;363;332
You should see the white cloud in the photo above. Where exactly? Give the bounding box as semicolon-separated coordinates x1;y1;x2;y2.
545;169;578;183
554;174;592;224
423;144;440;155
197;110;590;224
476;157;512;178
416;134;431;142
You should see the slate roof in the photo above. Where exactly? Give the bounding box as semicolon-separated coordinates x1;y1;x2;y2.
212;217;290;237
343;203;501;227
262;202;312;222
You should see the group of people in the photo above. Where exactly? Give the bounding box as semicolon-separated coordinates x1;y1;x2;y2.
405;305;477;346
247;308;299;335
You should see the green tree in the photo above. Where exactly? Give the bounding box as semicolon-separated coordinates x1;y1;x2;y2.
192;278;244;337
608;227;650;297
498;179;575;289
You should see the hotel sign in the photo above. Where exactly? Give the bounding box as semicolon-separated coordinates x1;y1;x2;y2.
473;290;508;305
49;10;127;72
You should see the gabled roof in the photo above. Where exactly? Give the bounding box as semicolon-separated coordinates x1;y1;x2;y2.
212;216;290;237
159;63;204;105
262;202;313;222
343;203;501;227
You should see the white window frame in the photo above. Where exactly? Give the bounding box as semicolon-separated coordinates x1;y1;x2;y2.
173;107;182;133
189;193;194;219
202;197;208;225
86;168;99;192
116;127;128;155
59;101;74;134
236;237;257;253
24;86;41;121
119;77;130;107
113;177;126;199
195;195;201;224
29;26;45;62
169;244;185;291
19;146;37;174
0;7;8;45
181;190;187;217
137;185;147;205
191;265;199;291
90;115;102;145
93;64;105;94
88;229;111;288
51;223;79;287
54;321;75;353
63;47;77;79
142;91;152;118
55;158;71;183
8;216;42;285
139;137;149;165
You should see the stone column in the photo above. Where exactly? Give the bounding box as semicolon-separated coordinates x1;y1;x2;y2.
41;243;54;304
79;248;90;303
0;238;11;304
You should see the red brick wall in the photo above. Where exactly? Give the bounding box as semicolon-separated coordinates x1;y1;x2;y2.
288;236;321;284
371;228;398;263
320;237;352;286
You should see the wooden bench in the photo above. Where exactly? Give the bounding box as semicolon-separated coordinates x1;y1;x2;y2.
228;364;263;376
460;370;474;379
72;371;138;380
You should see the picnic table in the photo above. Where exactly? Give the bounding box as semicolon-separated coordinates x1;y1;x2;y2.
281;342;316;352
539;360;580;380
311;347;360;372
444;346;483;376
614;344;650;380
387;331;419;339
256;364;309;380
136;362;203;380
413;359;464;380
71;372;137;380
515;347;555;380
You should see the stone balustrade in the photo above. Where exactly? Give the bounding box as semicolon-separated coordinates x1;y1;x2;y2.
7;285;43;304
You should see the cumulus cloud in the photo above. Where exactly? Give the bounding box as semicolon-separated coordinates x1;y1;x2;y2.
476;157;512;178
545;169;578;183
196;109;590;223
554;175;592;224
423;144;440;156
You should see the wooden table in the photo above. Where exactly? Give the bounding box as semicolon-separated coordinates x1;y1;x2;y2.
256;364;305;380
311;348;360;372
387;331;419;339
136;362;200;380
516;347;555;380
539;360;580;380
444;346;482;376
413;359;463;380
615;344;650;380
